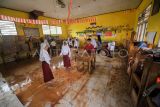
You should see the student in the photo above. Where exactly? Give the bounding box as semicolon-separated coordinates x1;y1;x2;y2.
91;36;97;49
50;39;57;56
97;35;102;54
74;38;79;49
43;39;52;56
39;42;54;83
60;41;71;69
110;41;116;52
44;39;50;47
84;38;95;55
72;37;75;47
68;37;73;48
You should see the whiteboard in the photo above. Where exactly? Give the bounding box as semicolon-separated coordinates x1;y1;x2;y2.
146;32;156;44
23;27;40;37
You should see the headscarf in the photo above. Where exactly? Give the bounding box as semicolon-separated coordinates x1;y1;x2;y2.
63;41;68;46
40;42;46;52
40;42;47;59
60;41;71;57
39;42;51;64
44;39;50;47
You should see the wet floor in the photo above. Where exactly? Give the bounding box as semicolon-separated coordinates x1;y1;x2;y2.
0;53;133;107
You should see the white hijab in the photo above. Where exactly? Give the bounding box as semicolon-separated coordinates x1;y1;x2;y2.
91;38;97;48
74;38;79;47
44;39;50;47
39;43;51;65
60;41;71;57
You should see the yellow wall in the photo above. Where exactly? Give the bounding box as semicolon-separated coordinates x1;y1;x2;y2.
135;0;160;46
68;10;136;45
0;8;68;39
1;0;160;46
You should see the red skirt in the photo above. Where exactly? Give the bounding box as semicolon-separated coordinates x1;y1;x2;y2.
42;61;54;82
63;55;71;68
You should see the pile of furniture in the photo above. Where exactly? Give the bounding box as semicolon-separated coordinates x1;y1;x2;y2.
127;42;160;107
0;36;41;64
75;51;96;74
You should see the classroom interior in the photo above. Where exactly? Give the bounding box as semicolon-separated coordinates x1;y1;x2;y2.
0;0;160;107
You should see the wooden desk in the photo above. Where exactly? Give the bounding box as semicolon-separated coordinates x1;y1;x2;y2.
75;54;96;74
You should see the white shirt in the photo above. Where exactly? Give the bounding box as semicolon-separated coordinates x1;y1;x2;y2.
108;42;115;51
51;41;56;47
69;41;73;46
60;45;71;57
91;38;97;48
74;39;79;48
67;38;73;46
44;39;50;47
39;49;51;65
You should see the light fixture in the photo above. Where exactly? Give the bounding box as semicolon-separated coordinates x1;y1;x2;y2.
56;0;66;8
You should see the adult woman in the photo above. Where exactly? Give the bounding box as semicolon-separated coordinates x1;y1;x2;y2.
39;42;54;83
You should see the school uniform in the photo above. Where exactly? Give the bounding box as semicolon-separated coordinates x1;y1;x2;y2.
39;43;54;82
74;39;79;49
68;38;73;48
60;45;71;68
84;43;94;55
50;40;56;56
91;38;97;49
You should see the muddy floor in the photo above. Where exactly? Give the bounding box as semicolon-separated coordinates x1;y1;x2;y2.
0;54;133;107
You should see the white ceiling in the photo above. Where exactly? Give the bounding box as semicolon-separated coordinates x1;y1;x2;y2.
0;0;142;19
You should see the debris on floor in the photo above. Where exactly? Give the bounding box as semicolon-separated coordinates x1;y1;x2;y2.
0;55;133;107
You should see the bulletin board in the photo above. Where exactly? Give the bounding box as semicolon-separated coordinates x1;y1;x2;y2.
23;27;40;37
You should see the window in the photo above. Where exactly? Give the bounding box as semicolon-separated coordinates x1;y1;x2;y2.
0;20;17;35
136;4;152;41
42;25;62;35
50;26;57;34
57;26;62;34
42;25;50;35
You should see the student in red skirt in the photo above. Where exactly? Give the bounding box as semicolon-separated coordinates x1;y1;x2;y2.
84;38;95;55
39;42;54;83
60;41;71;69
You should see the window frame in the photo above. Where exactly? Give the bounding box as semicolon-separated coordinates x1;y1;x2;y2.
56;26;62;35
42;25;51;35
0;20;18;36
42;25;62;35
136;4;152;41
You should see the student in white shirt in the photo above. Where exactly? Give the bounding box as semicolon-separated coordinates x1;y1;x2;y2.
44;39;50;47
60;41;71;69
74;38;79;49
39;42;54;83
91;37;97;49
50;39;57;56
67;38;73;48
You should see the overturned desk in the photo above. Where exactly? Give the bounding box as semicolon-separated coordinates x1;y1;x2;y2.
75;53;96;74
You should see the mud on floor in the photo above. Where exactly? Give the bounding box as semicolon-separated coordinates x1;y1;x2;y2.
0;55;133;107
